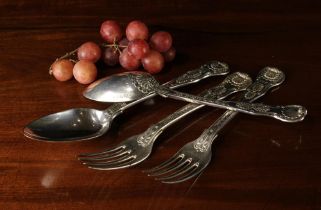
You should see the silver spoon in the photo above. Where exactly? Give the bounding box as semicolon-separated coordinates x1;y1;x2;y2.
83;67;307;123
24;61;229;141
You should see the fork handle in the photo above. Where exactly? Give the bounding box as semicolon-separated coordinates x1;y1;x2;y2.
104;61;229;117
136;72;252;147
193;67;287;152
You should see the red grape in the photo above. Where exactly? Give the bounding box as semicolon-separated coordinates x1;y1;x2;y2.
100;20;122;43
73;60;97;84
150;31;172;52
128;39;149;59
141;50;164;74
50;59;74;81
77;41;101;62
103;47;120;66
163;47;176;62
119;48;140;70
126;20;149;41
119;38;129;50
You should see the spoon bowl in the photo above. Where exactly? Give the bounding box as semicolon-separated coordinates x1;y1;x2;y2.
85;71;147;103
24;108;110;141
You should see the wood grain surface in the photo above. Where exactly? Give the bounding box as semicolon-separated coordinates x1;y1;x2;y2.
0;0;320;209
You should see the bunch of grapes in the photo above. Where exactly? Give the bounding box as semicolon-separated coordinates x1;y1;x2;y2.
50;20;176;84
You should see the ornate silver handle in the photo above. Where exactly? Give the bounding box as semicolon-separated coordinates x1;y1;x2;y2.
104;61;230;116
193;67;287;152
164;61;229;88
157;67;307;123
136;72;252;147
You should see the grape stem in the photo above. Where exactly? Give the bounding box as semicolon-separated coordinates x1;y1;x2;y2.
49;48;78;74
49;40;127;74
103;37;126;54
59;48;78;60
101;43;126;54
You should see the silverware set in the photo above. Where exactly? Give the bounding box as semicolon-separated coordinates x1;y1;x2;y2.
24;61;307;183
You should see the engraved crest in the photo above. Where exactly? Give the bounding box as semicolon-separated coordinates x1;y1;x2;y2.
228;72;252;88
229;72;252;88
259;67;285;84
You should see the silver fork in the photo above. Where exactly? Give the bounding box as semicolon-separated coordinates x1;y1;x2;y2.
78;72;252;170
145;67;285;183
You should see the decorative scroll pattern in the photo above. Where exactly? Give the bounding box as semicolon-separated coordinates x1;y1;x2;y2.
173;61;229;85
137;125;161;147
193;129;217;152
201;72;251;98
229;72;252;88
128;61;229;95
157;87;304;123
243;67;285;101
202;86;227;98
276;105;307;122
192;70;277;153
192;67;306;154
235;102;270;113
128;67;305;123
129;73;159;94
259;67;285;84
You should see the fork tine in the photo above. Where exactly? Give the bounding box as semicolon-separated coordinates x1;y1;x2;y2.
86;156;137;170
78;145;126;157
161;166;201;184
144;154;184;174
81;152;131;165
78;150;131;162
150;158;191;177
157;163;198;181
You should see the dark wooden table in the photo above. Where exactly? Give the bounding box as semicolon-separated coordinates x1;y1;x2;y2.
0;1;320;209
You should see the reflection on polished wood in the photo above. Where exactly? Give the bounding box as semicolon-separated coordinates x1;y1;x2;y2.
0;0;320;209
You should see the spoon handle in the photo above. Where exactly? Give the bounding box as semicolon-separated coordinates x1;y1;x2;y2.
156;67;307;123
163;61;229;88
104;61;229;116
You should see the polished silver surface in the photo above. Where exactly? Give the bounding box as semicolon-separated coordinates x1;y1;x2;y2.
24;108;109;141
84;61;229;102
24;61;229;141
78;72;252;170
146;67;286;184
87;67;306;122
